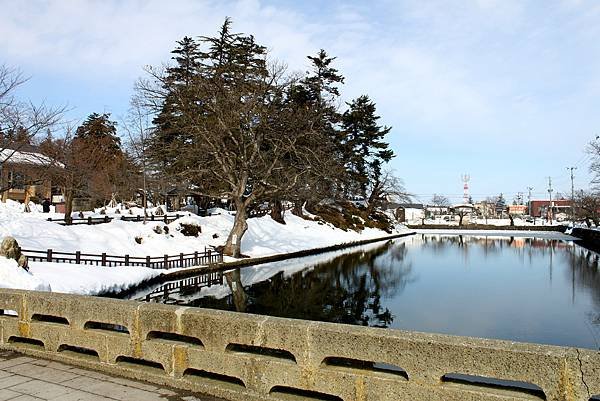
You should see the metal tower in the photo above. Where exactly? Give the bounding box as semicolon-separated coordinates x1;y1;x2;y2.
462;174;470;204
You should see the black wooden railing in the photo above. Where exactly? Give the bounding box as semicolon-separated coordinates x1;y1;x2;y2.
21;247;223;269
141;272;224;302
46;214;185;226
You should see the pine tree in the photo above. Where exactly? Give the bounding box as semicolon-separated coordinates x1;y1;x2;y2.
284;50;346;213
74;113;126;205
341;95;394;206
149;36;202;179
140;19;334;257
495;193;506;216
75;113;121;154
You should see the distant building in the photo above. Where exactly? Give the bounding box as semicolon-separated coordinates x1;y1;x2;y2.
473;201;495;217
507;205;527;215
0;145;53;204
395;203;425;223
528;199;572;218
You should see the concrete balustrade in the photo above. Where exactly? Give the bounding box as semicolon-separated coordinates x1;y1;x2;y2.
1;288;599;401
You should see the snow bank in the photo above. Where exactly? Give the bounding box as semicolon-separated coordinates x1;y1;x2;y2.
1;204;403;259
0;256;51;291
0;254;159;295
28;262;160;295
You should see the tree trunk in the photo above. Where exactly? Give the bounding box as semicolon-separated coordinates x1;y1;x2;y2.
292;199;304;217
270;200;285;224
458;214;464;226
225;268;247;312
224;198;248;258
509;214;514;226
64;188;74;225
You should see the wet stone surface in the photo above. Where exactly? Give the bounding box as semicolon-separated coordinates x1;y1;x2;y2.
0;350;225;401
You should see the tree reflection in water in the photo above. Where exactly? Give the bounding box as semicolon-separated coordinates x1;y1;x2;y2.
563;245;600;347
190;241;415;328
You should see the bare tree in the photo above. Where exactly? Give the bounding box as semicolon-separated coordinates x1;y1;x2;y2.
431;194;450;207
0;65;63;168
574;190;600;227
365;170;411;215
121;100;152;221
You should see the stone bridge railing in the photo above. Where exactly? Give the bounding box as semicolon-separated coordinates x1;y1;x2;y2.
1;288;599;401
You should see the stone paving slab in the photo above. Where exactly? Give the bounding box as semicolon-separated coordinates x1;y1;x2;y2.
0;351;225;401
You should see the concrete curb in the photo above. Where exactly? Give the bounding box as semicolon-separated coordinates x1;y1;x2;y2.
407;224;567;231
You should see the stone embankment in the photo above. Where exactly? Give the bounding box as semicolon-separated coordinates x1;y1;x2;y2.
407;224;567;231
570;228;600;253
1;288;599;401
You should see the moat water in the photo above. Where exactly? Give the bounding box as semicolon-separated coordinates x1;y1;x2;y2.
127;233;600;350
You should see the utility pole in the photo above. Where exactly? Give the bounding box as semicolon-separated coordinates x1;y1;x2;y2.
567;167;577;226
527;187;533;216
547;177;553;224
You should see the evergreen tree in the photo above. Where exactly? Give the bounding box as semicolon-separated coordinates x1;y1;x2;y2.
75;113;121;154
341;95;394;205
74;113;126;205
149;36;202;180
284;50;346;213
495;193;506;216
140;19;334;257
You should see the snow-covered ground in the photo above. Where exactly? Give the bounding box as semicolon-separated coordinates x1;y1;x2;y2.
0;200;406;295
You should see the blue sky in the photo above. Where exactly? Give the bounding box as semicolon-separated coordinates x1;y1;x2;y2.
1;0;599;203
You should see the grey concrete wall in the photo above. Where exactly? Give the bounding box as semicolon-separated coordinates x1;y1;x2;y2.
1;288;599;401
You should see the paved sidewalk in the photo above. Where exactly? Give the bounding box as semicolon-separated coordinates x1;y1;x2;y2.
0;350;224;401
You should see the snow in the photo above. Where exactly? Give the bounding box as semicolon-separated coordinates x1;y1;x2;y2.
0;257;50;291
0;201;406;295
0;148;52;165
28;262;160;295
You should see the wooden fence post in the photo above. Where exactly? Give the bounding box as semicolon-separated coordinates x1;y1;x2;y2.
124;254;129;266
87;217;92;225
47;249;52;262
179;252;184;267
104;216;109;223
163;255;168;269
75;251;81;264
194;251;198;265
208;249;212;263
146;256;151;268
164;215;167;223
101;253;107;266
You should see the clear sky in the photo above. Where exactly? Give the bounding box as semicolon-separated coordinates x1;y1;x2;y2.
1;0;599;204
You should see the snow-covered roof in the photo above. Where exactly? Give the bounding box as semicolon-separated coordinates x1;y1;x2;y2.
0;148;52;166
452;203;475;209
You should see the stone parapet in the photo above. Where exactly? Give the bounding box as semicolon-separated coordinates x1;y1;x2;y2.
0;288;598;401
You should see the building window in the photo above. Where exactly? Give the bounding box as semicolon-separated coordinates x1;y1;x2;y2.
8;171;25;190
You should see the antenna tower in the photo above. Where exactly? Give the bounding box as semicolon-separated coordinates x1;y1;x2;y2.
462;174;470;204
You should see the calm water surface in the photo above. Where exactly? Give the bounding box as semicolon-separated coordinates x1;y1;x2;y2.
132;234;600;349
